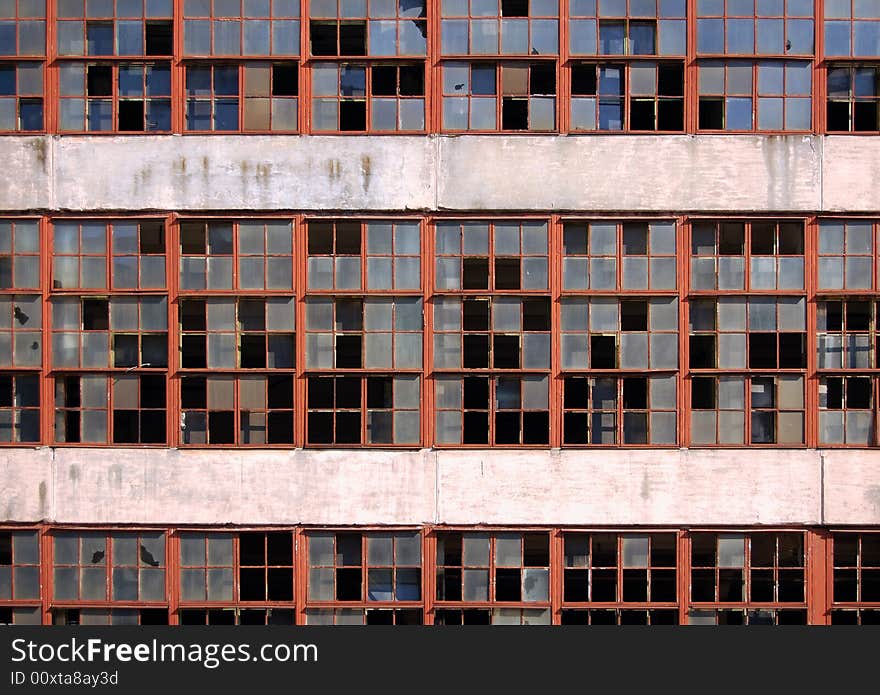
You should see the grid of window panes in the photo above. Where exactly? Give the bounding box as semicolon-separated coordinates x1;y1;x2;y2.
0;62;43;131
10;524;880;624
434;531;551;624
304;531;423;624
433;220;551;446
831;532;880;624
561;532;679;624
305;219;422;446
688;219;807;446
687;531;808;625
177;531;296;624
0;530;42;625
6;1;880;132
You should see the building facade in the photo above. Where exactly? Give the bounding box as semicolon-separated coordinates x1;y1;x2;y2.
2;0;880;625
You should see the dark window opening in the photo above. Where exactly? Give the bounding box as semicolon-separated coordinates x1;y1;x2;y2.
748;334;777;368
530;64;555;94
145;21;173;56
82;299;109;330
691;377;716;409
339;22;367;55
87;65;112;96
501;0;528;17
493;334;520;368
310;23;338;56
462;258;489;289
208;411;235;444
494;257;520;289
689;335;715;368
854;101;879;132
335;335;362;368
778;333;806;368
523;297;550;331
630;99;655;130
502;97;528;130
827;101;850;131
272;64;298;96
590;335;616;368
119;100;145;131
339;100;366;131
463;334;489;368
621;300;648;331
699;98;723;129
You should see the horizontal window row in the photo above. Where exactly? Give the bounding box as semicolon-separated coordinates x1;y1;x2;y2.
8;60;880;132
5;0;880;59
6;528;879;624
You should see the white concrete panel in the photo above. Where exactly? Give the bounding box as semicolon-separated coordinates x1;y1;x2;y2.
821;450;880;525
0;448;53;521
46;448;436;525
0;134;835;214
0;137;53;210
43;136;435;212
822;137;880;212
435;449;822;526
437;135;821;212
3;446;870;526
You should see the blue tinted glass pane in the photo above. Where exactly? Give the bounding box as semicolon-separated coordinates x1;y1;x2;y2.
697;0;723;15
854;68;877;96
117;20;142;54
87;22;114;55
146;99;171;129
727;0;752;16
243;19;270;54
658;19;685;54
784;97;811;129
146;64;171;95
824;21;851;56
659;0;686;16
441;20;467;54
786;0;812;16
854;22;880;57
824;0;849;17
0;23;15;56
630;23;655;54
340;66;365;95
87;99;112;129
756;19;783;54
854;0;879;19
118;65;143;96
785;62;811;95
598;98;622;128
0;66;14;94
599;21;624;53
570;19;597;54
757;0;783;14
598;0;625;15
20;100;43;129
786;19;812;53
726;97;752;128
598;65;622;94
758;61;784;93
271;20;299;55
399;18;427;54
757;96;782;128
186;98;212;128
214;66;239;94
184;19;211;53
186;67;212;95
471;65;495;94
697;18;724;53
727;19;754;53
570;0;596;14
214;98;239;129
